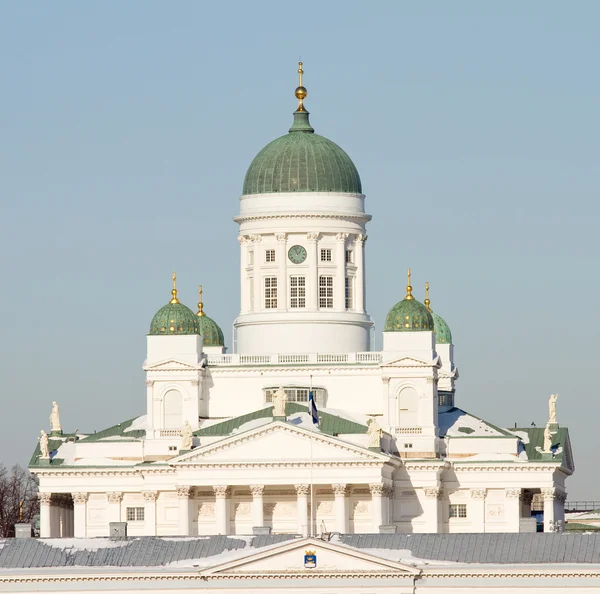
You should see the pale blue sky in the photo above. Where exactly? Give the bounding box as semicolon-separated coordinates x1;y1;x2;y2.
0;1;598;498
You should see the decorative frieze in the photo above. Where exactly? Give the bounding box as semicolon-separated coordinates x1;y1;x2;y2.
176;486;193;499
423;487;443;500
213;485;229;499
72;492;88;504
470;489;487;500
142;491;158;502
295;484;310;496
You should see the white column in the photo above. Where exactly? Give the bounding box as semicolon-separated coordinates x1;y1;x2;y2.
542;488;557;532
39;493;52;538
470;489;486;533
238;235;248;313
250;485;265;528
354;234;366;313
214;486;229;535
276;233;288;312
422;487;442;533
504;489;522;532
295;484;309;536
143;491;158;536
72;493;88;538
252;235;262;312
332;484;349;533
176;486;192;536
369;484;384;532
335;233;348;310
306;233;319;310
107;492;122;526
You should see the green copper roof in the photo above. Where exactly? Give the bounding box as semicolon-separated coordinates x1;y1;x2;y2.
242;111;362;195
149;302;200;336
431;310;452;344
198;314;225;347
384;297;434;332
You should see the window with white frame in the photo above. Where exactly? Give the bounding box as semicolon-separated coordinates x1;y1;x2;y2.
264;387;326;407
345;249;353;263
265;249;276;263
319;276;333;308
248;250;254;266
438;392;455;407
320;248;332;262
264;277;277;308
290;276;306;308
345;277;353;309
449;504;467;518
126;507;145;522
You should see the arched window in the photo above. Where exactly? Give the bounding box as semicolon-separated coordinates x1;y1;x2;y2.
164;390;183;429
398;387;418;427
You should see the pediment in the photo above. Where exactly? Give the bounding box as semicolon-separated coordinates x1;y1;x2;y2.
143;358;201;371
201;537;420;577
172;422;390;465
381;355;440;368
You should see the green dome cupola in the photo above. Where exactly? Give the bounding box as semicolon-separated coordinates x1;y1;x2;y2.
242;62;362;196
424;282;453;345
149;273;201;336
196;285;225;347
384;269;434;332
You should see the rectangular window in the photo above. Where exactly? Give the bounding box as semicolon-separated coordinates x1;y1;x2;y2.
345;249;353;263
264;277;277;309
265;249;276;263
320;248;332;262
248;250;254;266
449;504;467;518
126;507;145;522
290;276;306;308
345;277;353;309
319;276;334;308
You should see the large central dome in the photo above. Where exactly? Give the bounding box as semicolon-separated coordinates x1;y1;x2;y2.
242;68;362;196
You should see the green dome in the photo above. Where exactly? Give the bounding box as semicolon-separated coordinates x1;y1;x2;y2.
242;111;362;196
149;302;200;336
198;314;225;347
384;297;435;332
431;310;452;344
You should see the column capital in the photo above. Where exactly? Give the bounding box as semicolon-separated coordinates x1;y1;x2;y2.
145;379;154;387
470;488;487;500
505;488;522;500
541;487;557;501
335;232;349;243
250;234;262;244
369;483;385;497
423;487;443;500
72;492;88;504
238;234;250;245
275;233;288;243
107;492;122;504
382;484;394;497
295;484;310;496
355;233;367;244
332;484;349;497
176;486;193;499
38;492;52;505
213;485;229;499
381;376;391;384
250;485;265;497
142;491;158;502
306;232;320;243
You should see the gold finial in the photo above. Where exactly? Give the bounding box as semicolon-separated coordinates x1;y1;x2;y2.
405;268;414;300
170;271;179;304
424;281;432;311
197;285;206;317
295;61;307;112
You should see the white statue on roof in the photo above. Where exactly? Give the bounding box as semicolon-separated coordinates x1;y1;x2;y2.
548;394;558;424
181;421;193;451
39;430;49;459
49;401;61;434
543;422;553;452
272;387;287;417
367;416;383;449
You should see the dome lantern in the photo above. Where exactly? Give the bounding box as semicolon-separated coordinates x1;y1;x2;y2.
425;282;453;345
196;285;225;347
384;269;434;332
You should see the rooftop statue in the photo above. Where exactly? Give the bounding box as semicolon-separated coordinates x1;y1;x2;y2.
548;394;558;424
39;430;49;459
272;387;287;418
367;417;383;449
49;401;61;434
181;421;193;451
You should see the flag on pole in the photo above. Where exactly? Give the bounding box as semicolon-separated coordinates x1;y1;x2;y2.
308;389;319;426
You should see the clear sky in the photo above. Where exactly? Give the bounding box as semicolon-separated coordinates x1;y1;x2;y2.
0;1;598;498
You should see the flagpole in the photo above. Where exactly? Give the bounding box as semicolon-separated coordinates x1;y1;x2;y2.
309;374;314;537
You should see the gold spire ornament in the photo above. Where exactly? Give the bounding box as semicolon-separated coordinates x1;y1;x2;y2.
405;268;414;300
295;61;307;112
197;285;206;317
424;281;432;312
170;271;179;304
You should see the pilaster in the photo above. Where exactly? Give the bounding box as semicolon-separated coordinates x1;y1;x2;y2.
332;484;349;533
335;233;348;310
72;492;88;538
295;484;310;537
38;492;52;538
354;234;366;313
143;491;158;536
306;233;319;310
422;487;442;533
469;488;486;532
276;233;287;312
250;485;265;528
176;486;192;536
214;486;230;535
504;488;522;532
369;484;384;532
107;492;122;526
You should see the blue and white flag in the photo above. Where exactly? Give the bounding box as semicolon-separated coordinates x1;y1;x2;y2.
308;390;319;426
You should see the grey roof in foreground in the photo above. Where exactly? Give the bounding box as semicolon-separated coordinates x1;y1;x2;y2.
2;534;600;569
340;533;600;564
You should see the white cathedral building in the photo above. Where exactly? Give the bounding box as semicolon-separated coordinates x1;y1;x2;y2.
30;64;573;540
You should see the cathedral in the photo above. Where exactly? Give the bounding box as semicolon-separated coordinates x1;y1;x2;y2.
30;64;573;539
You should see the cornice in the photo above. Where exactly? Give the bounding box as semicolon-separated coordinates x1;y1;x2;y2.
207;365;380;374
234;212;372;224
450;463;561;472
177;461;386;469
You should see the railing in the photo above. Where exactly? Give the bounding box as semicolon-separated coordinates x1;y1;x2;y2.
159;429;181;437
565;501;600;512
393;427;423;435
206;352;383;366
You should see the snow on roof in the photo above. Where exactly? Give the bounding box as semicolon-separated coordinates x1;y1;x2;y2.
438;408;508;438
231;417;272;434
123;415;147;433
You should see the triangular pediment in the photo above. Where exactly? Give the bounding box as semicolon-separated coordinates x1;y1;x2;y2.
201;537;420;577
172;421;391;465
143;358;201;371
381;355;439;368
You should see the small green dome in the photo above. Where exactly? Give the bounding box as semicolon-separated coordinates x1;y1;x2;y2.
242;111;362;196
384;297;435;332
198;314;225;347
149;302;200;336
431;311;452;344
